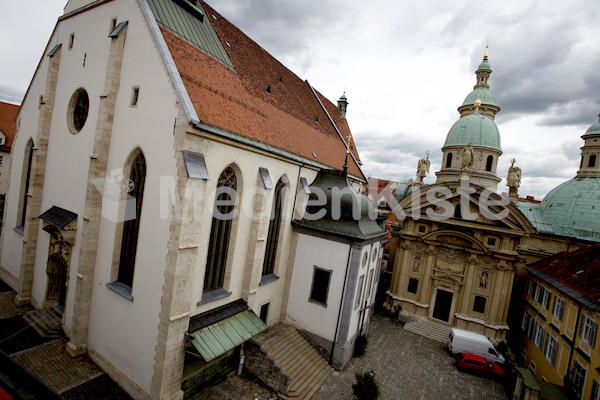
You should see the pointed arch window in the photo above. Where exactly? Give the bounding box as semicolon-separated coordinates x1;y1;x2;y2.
485;155;494;172
17;140;34;230
204;167;237;292
446;153;453;168
117;152;146;288
262;178;286;278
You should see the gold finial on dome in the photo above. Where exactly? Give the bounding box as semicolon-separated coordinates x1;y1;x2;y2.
484;41;489;59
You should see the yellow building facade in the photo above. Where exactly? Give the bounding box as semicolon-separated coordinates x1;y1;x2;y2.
522;246;600;400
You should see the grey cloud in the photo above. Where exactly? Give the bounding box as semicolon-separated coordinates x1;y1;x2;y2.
0;84;24;105
205;0;354;74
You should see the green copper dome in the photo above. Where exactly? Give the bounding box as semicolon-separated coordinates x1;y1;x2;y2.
443;110;502;151
462;89;497;107
477;58;491;71
583;119;600;138
540;177;600;242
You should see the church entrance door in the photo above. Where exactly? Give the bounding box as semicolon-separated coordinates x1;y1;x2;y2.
432;289;453;322
46;257;67;306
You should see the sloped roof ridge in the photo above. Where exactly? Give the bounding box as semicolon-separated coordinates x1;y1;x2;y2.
164;1;363;178
0;101;19;150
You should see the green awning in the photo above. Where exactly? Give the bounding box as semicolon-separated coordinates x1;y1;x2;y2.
188;310;267;362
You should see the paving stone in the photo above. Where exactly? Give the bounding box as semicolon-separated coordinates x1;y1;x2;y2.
61;373;133;400
0;314;55;354
0;283;132;399
10;337;104;393
312;315;510;400
0;291;33;318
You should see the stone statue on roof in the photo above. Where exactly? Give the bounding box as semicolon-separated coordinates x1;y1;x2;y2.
507;158;521;194
416;151;430;184
460;142;474;171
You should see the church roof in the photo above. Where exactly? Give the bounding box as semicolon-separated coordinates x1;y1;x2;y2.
540;177;600;242
583;114;600;138
461;88;497;107
294;169;385;241
0;101;18;151
443;109;502;151
477;58;491;71
151;0;364;179
526;245;600;311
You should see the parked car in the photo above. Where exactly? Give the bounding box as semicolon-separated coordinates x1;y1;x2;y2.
455;352;505;377
447;328;505;364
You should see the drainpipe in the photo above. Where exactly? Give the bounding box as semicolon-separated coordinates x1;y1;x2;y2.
566;305;583;388
330;241;353;366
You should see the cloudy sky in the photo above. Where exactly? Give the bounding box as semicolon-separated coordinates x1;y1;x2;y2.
2;0;599;199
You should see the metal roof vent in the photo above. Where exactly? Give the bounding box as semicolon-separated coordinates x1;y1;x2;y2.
264;84;271;94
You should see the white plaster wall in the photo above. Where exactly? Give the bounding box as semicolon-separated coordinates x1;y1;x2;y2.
29;2;106;315
287;233;350;341
349;241;383;336
0;153;11;195
80;0;179;393
0;27;56;286
189;140;319;320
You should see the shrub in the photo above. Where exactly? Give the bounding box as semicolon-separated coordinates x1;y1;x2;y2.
354;334;368;356
352;371;380;400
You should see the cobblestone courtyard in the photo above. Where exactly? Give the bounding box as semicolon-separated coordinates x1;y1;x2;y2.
200;314;511;400
312;315;510;400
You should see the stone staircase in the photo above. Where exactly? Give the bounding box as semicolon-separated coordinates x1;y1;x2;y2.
246;323;334;400
404;318;451;343
22;306;64;338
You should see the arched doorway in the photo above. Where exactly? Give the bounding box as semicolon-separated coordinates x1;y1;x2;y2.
46;256;67;306
44;229;71;307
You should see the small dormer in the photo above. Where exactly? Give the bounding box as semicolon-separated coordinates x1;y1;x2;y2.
0;131;6;146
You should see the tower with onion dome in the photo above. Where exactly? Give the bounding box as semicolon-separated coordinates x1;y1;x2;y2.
435;46;503;191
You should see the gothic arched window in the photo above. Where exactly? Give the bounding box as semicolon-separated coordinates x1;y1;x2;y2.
17;140;34;228
204;166;237;291
262;178;286;277
117;152;146;288
446;153;453;168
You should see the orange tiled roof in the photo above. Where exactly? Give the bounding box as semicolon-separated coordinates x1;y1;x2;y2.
528;245;600;306
161;2;363;179
0;101;18;151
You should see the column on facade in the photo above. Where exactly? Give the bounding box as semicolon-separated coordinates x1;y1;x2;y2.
151;154;203;400
241;177;271;308
15;45;62;304
488;262;508;323
459;254;477;314
418;246;435;305
68;26;127;357
392;241;412;298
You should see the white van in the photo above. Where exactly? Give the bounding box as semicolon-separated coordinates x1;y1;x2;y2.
447;328;505;364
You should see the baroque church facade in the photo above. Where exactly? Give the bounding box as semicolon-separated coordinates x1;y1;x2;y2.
0;1;385;399
385;49;600;341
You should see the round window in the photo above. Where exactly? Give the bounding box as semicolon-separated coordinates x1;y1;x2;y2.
371;248;378;262
362;252;368;267
67;89;89;134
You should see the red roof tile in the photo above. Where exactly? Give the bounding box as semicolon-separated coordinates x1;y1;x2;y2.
529;245;600;305
160;2;363;179
0;101;18;151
